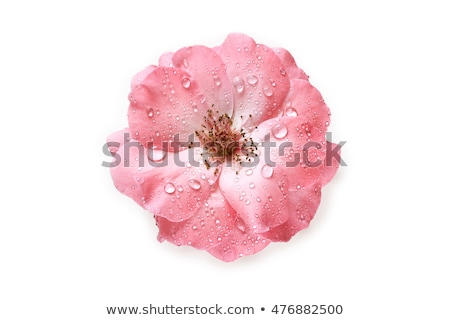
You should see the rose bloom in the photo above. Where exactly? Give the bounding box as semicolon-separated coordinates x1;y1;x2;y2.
106;33;339;262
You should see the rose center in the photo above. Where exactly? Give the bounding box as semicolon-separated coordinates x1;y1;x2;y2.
195;108;257;172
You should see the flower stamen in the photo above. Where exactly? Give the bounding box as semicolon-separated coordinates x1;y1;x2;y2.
196;107;258;173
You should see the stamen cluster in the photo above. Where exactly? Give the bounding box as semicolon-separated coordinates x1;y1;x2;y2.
195;108;258;172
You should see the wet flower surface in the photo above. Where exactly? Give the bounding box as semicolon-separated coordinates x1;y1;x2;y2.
107;33;339;262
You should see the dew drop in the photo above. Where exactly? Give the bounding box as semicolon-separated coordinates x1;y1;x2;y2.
148;148;167;162
213;75;221;86
263;86;273;97
249;182;255;189
182;77;191;89
285;107;298;117
261;164;274;179
183;58;189;68
245;199;251;205
164;183;175;194
247;74;258;85
245;169;253;176
232;76;245;94
256;196;261;202
188;179;201;190
148;108;154;117
272;123;288;139
177;185;184;192
279;67;286;76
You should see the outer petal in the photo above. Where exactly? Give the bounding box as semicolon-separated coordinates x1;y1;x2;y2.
109;135;218;222
158;51;174;67
157;188;271;262
273;47;309;81
262;183;322;242
128;67;212;149
171;45;233;115
156;189;237;250
206;229;270;262
218;164;289;234
284;79;330;133
131;65;157;89
214;33;290;127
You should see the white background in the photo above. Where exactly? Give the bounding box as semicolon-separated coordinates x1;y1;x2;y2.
1;1;449;319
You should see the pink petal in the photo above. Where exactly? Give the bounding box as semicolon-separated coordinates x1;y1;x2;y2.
218;164;290;233
214;33;290;127
157;189;271;262
206;220;271;262
156;189;237;250
284;79;331;133
273;47;309;81
127;67;212;149
171;45;233;115
251;116;328;191
109;136;217;222
262;183;322;242
158;51;174;67
131;65;157;89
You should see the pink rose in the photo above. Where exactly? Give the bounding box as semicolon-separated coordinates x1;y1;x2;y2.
106;33;340;262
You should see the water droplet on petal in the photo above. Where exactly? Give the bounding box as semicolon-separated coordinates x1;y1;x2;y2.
148;108;154;117
285;107;298;117
177;185;184;192
213;75;221;86
148;148;167;162
188;179;201;190
247;74;258;85
182;78;191;88
272;123;288;139
183;58;189;68
164;183;175;194
245;199;251;205
233;76;245;94
279;67;286;76
249;182;255;189
263;86;273;97
261;164;274;179
245;169;253;176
